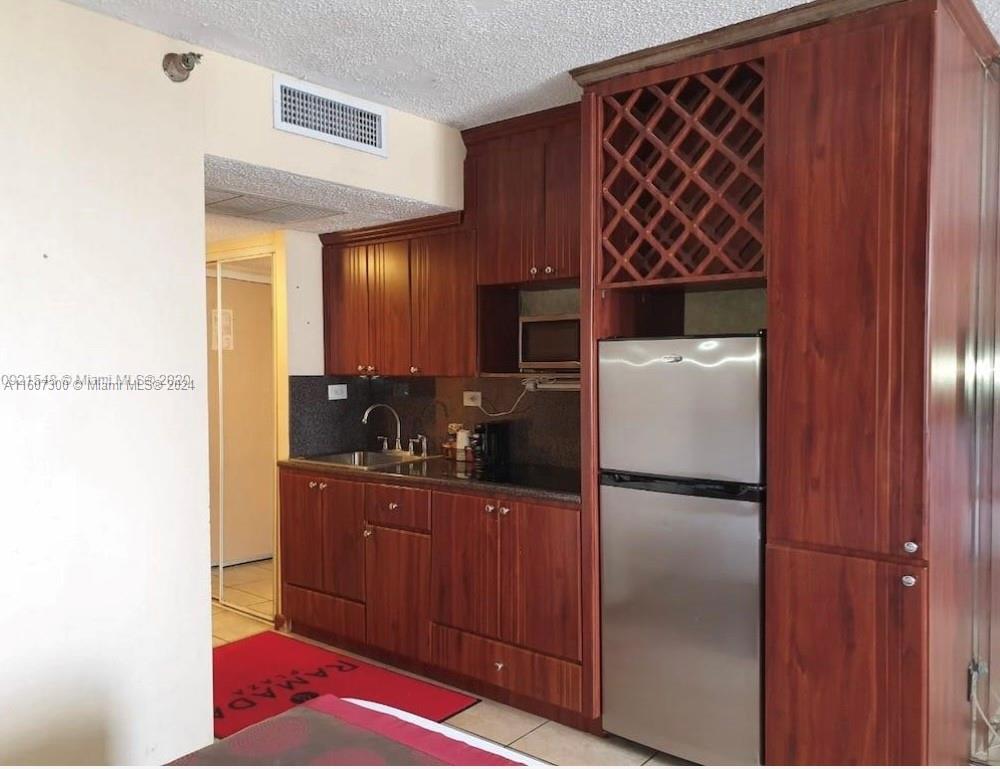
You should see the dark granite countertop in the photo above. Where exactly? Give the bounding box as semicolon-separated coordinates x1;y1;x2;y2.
278;455;581;505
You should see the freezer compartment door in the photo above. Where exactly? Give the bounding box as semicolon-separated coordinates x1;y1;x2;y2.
598;336;762;483
600;484;760;765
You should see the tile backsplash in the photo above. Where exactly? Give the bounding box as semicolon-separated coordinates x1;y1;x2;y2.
289;374;580;470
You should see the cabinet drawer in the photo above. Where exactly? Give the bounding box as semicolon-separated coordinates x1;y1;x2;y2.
431;623;582;712
365;483;431;532
283;584;365;646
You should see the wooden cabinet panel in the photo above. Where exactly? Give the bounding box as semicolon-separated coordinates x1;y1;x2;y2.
366;527;432;662
320;478;366;602
544;119;581;280
323;245;370;375
410;230;476;376
283;584;366;646
430;491;500;638
766;19;925;558
368;240;411;376
431;623;582;711
765;545;927;765
365;483;431;532
475;135;546;285
500;501;582;661
279;472;326;593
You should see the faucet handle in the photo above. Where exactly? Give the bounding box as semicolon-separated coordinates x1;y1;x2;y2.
377;436;389;451
417;434;428;455
408;437;419;454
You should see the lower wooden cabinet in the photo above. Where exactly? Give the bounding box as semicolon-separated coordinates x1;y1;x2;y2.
765;544;927;765
365;525;431;662
283;584;366;646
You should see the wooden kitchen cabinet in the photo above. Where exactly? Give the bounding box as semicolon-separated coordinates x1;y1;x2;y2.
500;501;582;662
323;244;370;376
765;545;926;764
367;240;412;376
279;471;327;593
463;104;581;286
365;525;432;662
430;491;500;638
410;230;476;375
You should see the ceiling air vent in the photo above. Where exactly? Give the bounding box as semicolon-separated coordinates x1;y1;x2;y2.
273;75;387;157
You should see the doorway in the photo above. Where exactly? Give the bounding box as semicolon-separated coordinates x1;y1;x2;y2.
207;253;277;621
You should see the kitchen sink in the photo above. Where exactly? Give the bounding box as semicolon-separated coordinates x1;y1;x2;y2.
299;450;432;470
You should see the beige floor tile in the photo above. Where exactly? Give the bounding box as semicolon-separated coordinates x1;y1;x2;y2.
213;608;270;642
221;565;268;587
643;751;695;766
212;636;228;648
248;600;274;617
237;578;274;599
446;700;547;746
219;586;265;609
511;721;655;766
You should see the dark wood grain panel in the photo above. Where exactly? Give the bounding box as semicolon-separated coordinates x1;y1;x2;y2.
926;5;988;762
500;501;582;662
765;545;927;765
279;471;326;593
364;483;431;533
320;212;463;246
367;240;411;376
430;491;499;638
765;16;926;559
365;527;432;663
320;477;366;602
410;230;477;376
544;115;582;280
323;244;370;375
475;133;545;284
431;623;582;712
282;584;366;646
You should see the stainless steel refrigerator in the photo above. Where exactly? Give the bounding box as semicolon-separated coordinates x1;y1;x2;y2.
599;334;763;766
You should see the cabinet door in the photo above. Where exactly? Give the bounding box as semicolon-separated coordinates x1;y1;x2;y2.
368;240;411;376
500;501;582;661
320;478;365;602
366;526;432;662
279;472;325;593
766;19;926;558
475;135;545;285
430;491;500;637
410;230;476;376
323;245;370;375
765;545;926;765
543;118;581;280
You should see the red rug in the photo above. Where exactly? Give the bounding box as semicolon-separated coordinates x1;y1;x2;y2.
213;632;477;738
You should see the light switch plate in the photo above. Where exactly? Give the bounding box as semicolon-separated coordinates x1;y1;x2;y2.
463;391;482;407
328;384;347;400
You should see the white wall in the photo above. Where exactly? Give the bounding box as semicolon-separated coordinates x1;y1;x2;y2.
0;0;211;763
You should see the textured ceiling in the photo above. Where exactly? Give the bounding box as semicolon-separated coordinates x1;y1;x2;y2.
70;0;1000;129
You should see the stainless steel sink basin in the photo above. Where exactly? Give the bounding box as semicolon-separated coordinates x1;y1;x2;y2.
299;451;433;470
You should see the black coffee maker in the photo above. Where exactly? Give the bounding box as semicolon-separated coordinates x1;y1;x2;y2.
471;421;511;467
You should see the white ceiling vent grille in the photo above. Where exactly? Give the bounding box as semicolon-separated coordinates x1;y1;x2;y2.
273;75;387;157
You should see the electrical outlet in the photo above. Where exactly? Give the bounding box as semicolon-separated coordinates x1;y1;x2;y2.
463;391;482;407
328;384;347;401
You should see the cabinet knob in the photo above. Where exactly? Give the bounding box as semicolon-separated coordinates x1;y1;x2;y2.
357;364;365;372
901;575;917;587
363;527;374;538
529;266;538;276
308;481;318;489
410;366;419;374
366;365;375;373
319;482;327;490
903;541;919;554
388;502;399;511
493;661;504;671
498;506;510;516
544;265;553;275
484;504;496;513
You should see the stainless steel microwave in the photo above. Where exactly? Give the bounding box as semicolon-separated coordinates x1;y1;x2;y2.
519;313;581;371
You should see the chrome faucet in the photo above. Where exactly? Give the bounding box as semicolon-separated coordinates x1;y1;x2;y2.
362;403;403;452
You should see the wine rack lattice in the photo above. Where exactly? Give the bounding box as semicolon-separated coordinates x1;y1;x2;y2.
600;59;765;287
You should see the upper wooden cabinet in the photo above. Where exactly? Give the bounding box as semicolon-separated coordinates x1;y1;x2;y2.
464;104;581;285
765;14;928;561
322;214;476;377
